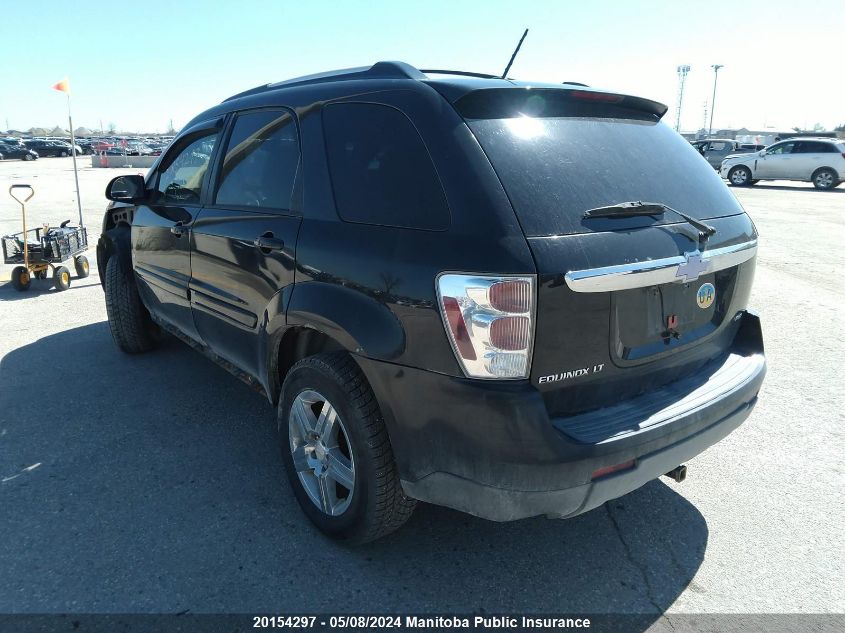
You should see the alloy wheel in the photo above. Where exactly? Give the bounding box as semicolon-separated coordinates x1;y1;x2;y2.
815;172;834;189
288;389;355;516
731;168;749;185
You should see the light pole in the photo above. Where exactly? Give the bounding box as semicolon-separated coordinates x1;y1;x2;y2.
675;65;690;132
708;64;724;137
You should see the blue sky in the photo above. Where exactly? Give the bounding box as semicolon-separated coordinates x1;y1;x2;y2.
1;0;842;133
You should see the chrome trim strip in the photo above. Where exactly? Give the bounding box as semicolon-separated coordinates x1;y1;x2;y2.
564;239;757;293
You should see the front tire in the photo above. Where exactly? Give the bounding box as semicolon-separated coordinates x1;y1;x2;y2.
104;255;159;353
279;352;416;544
812;168;838;190
11;266;31;291
23;153;33;161
74;255;90;278
728;166;753;186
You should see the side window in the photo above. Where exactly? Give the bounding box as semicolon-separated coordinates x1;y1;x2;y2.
322;103;450;231
708;142;726;151
154;132;218;205
214;109;299;211
767;142;795;155
797;141;835;154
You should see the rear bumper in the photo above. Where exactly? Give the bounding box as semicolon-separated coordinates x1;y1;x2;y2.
357;311;766;521
402;398;755;521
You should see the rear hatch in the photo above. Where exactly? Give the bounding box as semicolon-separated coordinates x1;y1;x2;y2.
455;87;758;417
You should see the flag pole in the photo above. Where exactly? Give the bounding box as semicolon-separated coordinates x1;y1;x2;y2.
66;93;84;228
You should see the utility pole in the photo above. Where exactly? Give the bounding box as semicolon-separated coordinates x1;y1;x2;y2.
708;64;724;137
674;65;690;132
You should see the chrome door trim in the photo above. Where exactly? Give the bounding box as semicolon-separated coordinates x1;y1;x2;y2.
564;239;757;293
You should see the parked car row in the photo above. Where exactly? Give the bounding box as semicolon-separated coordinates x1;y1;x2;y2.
80;136;172;156
0;135;174;159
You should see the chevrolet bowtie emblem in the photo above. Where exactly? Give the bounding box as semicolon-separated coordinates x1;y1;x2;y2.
676;253;710;283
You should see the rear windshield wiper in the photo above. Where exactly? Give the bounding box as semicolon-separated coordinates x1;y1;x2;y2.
583;201;717;240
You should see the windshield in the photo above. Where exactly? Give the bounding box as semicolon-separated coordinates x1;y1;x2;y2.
467;116;744;237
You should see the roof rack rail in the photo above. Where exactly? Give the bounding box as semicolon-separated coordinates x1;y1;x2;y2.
420;69;501;80
224;61;426;102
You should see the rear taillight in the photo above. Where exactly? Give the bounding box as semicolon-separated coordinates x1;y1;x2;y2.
436;274;536;379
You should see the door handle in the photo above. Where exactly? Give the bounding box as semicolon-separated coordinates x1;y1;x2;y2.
254;234;285;252
171;221;189;236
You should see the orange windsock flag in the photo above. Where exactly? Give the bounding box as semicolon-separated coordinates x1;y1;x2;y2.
52;78;70;94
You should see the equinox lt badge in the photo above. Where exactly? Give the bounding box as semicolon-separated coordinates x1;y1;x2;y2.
539;364;605;384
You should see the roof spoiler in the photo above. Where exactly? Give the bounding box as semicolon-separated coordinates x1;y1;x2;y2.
451;87;669;120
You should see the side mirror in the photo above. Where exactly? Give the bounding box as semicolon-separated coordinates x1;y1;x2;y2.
758;150;766;156
105;174;146;202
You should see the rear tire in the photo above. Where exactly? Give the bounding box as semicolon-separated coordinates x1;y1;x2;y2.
11;266;31;291
812;168;838;190
53;266;71;291
104;255;159;353
728;166;753;186
279;352;416;544
74;255;90;278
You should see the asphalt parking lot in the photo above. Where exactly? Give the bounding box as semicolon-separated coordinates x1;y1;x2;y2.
1;158;843;620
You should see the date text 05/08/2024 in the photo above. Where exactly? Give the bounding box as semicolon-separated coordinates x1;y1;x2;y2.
252;615;592;629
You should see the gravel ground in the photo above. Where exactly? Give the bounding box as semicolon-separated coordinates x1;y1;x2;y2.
0;158;843;622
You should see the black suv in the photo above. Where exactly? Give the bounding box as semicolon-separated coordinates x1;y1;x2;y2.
0;142;38;161
23;139;79;157
97;62;766;543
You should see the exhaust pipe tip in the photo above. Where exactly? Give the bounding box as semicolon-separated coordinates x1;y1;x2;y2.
664;464;687;483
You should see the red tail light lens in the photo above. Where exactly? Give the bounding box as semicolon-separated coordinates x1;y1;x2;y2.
489;280;532;313
489;316;530;351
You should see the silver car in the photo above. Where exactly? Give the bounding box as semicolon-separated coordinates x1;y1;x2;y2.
720;138;845;189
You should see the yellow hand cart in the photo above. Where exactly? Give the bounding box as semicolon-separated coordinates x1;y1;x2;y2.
3;184;89;292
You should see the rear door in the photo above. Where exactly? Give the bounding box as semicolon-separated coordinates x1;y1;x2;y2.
132;121;221;341
755;141;796;178
793;140;836;179
459;88;758;416
189;108;301;377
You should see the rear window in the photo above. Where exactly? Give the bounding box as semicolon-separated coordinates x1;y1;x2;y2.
461;90;744;237
794;141;838;154
322;103;450;231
